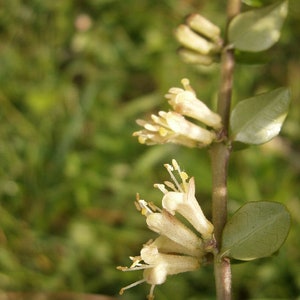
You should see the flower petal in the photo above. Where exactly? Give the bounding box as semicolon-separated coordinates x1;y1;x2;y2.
146;210;203;252
166;79;222;129
162;177;214;239
151;235;203;258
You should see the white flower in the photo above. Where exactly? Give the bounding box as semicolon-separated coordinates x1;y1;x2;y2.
118;160;215;299
133;111;216;148
136;199;204;254
155;159;214;239
118;238;201;300
165;78;222;129
150;235;203;258
133;79;222;148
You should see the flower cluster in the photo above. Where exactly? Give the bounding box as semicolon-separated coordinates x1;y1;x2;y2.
175;14;222;65
118;160;215;299
133;78;222;148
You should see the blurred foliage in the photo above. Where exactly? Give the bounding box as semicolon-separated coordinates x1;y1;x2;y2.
0;0;299;299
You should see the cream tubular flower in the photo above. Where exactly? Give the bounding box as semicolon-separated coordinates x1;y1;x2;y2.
175;24;218;55
133;111;216;148
141;243;200;275
142;244;200;291
147;210;203;252
150;235;203;258
136;199;204;254
118;160;214;299
155;160;214;239
118;242;200;300
165;78;222;129
161;177;214;239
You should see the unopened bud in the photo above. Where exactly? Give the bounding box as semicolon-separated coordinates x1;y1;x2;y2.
178;48;215;65
175;24;217;55
186;14;221;43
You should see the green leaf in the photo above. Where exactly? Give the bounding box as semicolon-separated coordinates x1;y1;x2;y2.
228;1;288;52
230;87;290;145
221;201;291;261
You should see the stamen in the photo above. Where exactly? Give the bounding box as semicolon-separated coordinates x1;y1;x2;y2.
164;181;177;191
180;171;189;181
171;159;180;171
147;284;156;300
154;183;168;194
117;260;154;272
117;266;141;272
134;201;141;211
172;160;189;191
135;194;142;211
164;163;183;193
148;202;162;213
179;171;189;191
181;78;195;93
129;256;143;268
119;279;146;295
164;163;174;172
158;127;168;137
137;199;154;216
124;265;154;271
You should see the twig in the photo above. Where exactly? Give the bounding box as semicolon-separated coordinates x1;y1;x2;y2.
210;0;241;299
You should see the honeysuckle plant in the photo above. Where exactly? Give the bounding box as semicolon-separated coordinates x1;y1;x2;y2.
118;0;291;299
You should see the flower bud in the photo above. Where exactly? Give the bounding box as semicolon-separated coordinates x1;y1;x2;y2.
178;48;215;65
175;24;218;55
186;14;221;42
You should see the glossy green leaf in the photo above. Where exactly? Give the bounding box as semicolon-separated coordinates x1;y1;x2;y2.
229;1;288;52
221;201;291;261
230;87;290;145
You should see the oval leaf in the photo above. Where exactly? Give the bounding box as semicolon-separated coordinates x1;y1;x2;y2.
230;87;290;145
221;201;291;261
228;1;288;52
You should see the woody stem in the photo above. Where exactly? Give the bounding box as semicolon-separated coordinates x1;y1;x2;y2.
210;0;241;299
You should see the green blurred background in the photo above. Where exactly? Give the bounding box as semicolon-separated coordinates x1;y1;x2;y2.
0;0;299;299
